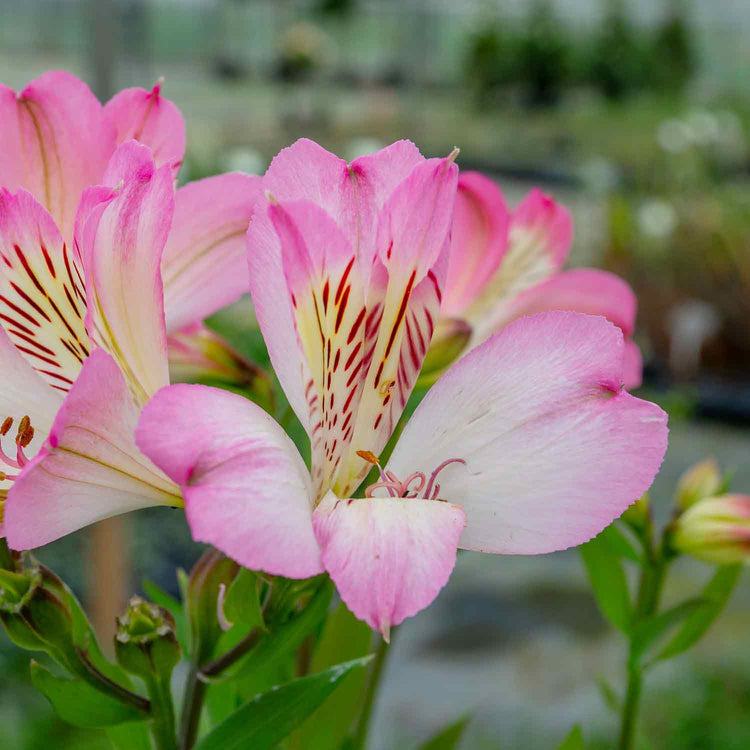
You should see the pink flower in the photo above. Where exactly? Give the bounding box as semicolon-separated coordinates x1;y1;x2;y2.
443;173;643;389
0;73;262;546
136;140;668;638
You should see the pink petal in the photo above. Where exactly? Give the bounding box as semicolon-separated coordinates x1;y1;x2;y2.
622;339;643;390
386;310;668;555
0;71;116;241
511;187;572;269
136;384;323;578
4;350;180;550
313;491;465;638
104;82;185;175
336;157;457;495
263;138;423;275
161;173;261;334
0;188;90;390
0;324;61;434
504;269;637;336
77;141;173;404
268;199;367;496
484;268;644;390
375;154;458;279
442;171;510;316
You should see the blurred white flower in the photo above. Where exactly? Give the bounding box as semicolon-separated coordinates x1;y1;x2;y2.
217;146;266;176
685;109;720;146
344;137;387;161
637;199;677;238
657;118;693;153
578;156;620;194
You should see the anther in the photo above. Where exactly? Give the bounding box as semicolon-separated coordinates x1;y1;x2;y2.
357;450;379;465
18;425;34;449
1;417;12;436
15;416;30;443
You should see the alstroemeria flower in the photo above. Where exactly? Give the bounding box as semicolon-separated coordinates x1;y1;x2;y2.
136;139;668;637
0;71;258;382
0;139;261;547
442;172;643;389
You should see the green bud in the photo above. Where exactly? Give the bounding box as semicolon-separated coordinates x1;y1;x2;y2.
671;495;750;564
621;493;650;531
168;323;274;410
0;552;80;671
115;596;181;680
186;549;240;663
676;459;723;510
417;318;472;387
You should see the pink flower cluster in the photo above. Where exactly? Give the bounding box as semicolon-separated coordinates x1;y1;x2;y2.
0;72;668;636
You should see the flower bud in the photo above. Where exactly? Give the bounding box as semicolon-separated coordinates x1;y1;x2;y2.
417;318;472;387
186;549;240;662
115;596;181;680
168;323;273;408
671;494;750;564
621;493;650;531
0;550;78;667
676;459;723;510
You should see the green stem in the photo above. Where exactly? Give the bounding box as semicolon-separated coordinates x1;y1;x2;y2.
617;666;642;750
178;660;206;750
147;676;178;750
179;628;264;750
352;633;392;750
617;541;669;750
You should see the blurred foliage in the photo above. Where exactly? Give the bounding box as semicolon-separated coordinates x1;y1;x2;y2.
464;0;695;109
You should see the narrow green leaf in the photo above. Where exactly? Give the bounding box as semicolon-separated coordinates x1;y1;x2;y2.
418;714;471;750
630;597;705;665
289;603;373;750
143;579;189;653
601;523;641;564
30;661;144;728
580;529;632;633
595;677;620;713
107;722;153;750
656;564;742;662
223;568;265;630
229;579;334;681
195;657;373;750
558;724;584;750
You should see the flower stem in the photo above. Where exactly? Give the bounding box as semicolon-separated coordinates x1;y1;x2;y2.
617;537;668;750
352;633;392;750
178;628;264;750
178;660;206;750
147;676;178;750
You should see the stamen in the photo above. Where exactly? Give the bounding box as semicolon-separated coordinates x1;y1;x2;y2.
423;458;466;500
358;449;398;497
360;451;466;502
0;415;36;478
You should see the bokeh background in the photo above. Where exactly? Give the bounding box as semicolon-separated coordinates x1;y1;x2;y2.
1;0;750;747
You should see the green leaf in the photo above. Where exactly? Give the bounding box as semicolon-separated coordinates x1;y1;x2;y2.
558;724;584;750
30;661;144;728
195;657;373;750
223;568;265;631
656;564;742;662
630;597;706;665
229;579;334;681
107;722;153;750
289;603;373;750
595;677;620;713
580;529;632;633
143;579;189;653
418;714;471;750
601;523;641;564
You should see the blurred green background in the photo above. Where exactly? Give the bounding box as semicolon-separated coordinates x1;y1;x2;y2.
1;0;750;747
